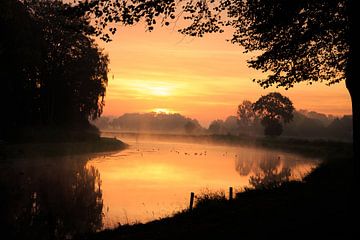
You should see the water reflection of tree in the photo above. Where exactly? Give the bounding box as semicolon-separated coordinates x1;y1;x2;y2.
235;159;253;176
0;156;103;240
249;158;291;190
235;156;291;190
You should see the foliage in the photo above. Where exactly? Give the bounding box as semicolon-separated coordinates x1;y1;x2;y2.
237;100;257;136
77;0;351;89
27;0;109;122
76;0;178;42
208;119;225;135
253;93;294;124
1;0;109;140
261;117;283;137
0;0;43;134
223;116;239;134
73;0;357;150
97;112;203;134
253;92;294;137
177;0;349;88
194;189;227;209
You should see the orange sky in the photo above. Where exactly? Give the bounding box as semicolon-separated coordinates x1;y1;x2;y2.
97;24;352;127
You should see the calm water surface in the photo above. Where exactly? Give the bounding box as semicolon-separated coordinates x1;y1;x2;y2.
1;135;319;238
88;134;318;227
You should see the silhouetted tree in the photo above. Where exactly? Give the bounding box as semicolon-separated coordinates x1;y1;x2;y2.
253;92;294;137
327;115;353;140
175;0;359;176
0;0;43;137
1;0;109;140
80;0;357;158
75;0;177;42
237;100;257;135
26;0;109;125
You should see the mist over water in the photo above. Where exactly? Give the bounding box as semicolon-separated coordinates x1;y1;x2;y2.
90;133;318;227
0;133;319;237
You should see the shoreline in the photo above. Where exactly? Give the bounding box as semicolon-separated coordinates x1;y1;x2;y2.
88;158;353;240
102;131;352;159
86;135;353;239
0;133;353;238
0;137;128;160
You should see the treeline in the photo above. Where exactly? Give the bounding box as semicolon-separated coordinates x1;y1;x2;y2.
93;110;352;141
93;112;204;134
1;0;108;141
209;111;352;141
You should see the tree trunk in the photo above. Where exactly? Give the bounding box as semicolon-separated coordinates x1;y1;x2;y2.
346;0;359;232
346;83;358;179
346;69;359;236
346;0;358;181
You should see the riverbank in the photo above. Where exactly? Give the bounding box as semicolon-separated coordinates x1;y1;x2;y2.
0;137;128;160
83;137;355;239
103;131;352;158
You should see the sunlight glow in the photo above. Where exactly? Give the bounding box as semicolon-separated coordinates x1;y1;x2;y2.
87;137;318;226
99;25;352;126
148;86;171;96
151;108;174;114
114;80;177;98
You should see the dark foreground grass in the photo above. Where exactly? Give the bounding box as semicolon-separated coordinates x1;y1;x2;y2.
82;142;356;240
0;137;128;160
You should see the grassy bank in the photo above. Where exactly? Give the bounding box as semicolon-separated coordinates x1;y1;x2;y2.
0;137;128;160
83;138;355;239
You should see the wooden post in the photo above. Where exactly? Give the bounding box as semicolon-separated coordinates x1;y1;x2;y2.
229;187;233;201
189;192;195;211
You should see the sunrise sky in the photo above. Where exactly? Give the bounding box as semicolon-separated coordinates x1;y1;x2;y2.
97;24;352;127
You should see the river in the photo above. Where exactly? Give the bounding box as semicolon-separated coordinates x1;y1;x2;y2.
0;134;318;238
89;134;318;227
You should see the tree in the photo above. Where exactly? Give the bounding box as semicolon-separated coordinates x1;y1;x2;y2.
237;100;256;135
27;1;109;125
0;0;43;136
174;0;359;178
223;116;239;134
82;1;357;149
253;92;294;137
1;0;109;140
184;121;196;134
208;120;224;135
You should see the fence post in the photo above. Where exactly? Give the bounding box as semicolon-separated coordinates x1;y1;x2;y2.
189;192;195;211
229;187;233;202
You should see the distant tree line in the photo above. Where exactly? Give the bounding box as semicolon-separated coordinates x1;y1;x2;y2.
208;111;352;142
0;0;108;141
93;112;204;135
213;92;352;141
93;109;352;142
